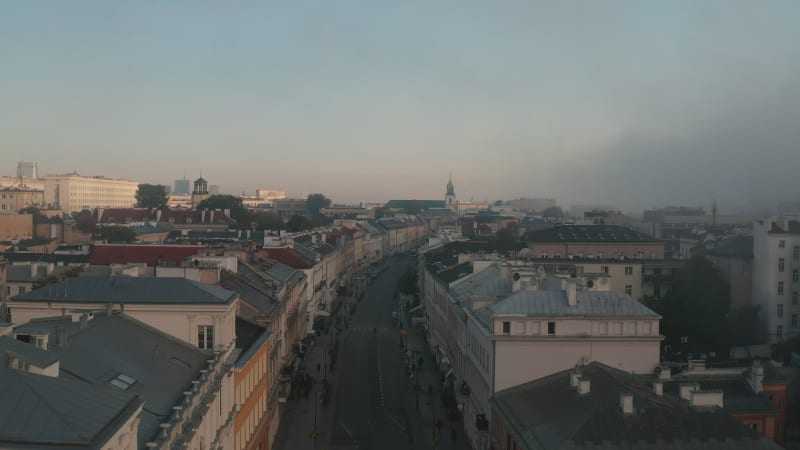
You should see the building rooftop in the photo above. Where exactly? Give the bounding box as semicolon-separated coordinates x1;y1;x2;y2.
0;335;60;368
488;290;660;318
383;199;446;210
12;276;237;305
706;235;754;258
492;362;780;450
0;368;142;449
257;247;314;269
14;313;210;446
235;318;271;369
89;243;204;266
527;225;660;243
220;269;281;318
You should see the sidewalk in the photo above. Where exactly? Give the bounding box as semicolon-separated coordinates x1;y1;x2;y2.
401;304;471;450
272;323;342;450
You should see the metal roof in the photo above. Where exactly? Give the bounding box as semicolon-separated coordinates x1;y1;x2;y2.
527;225;661;243
11;276;237;305
0;335;60;368
489;290;659;318
0;368;141;448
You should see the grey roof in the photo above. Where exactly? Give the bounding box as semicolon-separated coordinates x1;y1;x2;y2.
6;265;70;283
451;265;512;300
1;253;89;264
11;276;237;305
665;375;775;414
235;318;271;369
492;362;781;450
220;269;281;318
0;368;141;449
527;225;661;243
433;261;474;284
488;290;659;318
0;335;60;368
260;260;305;287
15;314;209;447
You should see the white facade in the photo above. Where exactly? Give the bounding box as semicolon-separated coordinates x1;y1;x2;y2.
753;217;800;343
44;173;139;212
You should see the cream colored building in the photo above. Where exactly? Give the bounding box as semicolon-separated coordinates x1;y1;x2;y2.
44;173;138;212
0;187;45;213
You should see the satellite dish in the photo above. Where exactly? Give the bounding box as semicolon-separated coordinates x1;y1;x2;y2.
586;279;594;288
513;272;521;281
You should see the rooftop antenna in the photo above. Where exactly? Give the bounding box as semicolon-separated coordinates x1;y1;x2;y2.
712;198;717;227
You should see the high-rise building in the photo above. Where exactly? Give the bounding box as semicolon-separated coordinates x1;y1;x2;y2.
174;177;190;196
209;184;220;196
16;161;38;179
43;173;138;212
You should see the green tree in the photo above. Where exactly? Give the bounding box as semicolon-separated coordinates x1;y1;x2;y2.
494;200;505;206
541;206;564;219
97;226;137;243
398;269;419;301
197;195;251;227
373;207;386;219
649;257;732;355
251;211;284;230
306;193;332;215
286;215;310;232
74;209;96;233
19;206;48;225
135;184;168;208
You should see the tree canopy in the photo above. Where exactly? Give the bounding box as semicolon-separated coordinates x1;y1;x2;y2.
135;184;168;208
306;193;332;215
197;195;249;227
541;206;564;219
646;257;734;357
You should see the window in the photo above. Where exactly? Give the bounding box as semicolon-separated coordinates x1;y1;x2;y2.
777;304;784;318
794;269;799;282
779;258;785;272
777;325;783;338
793;291;798;305
625;284;632;295
779;240;786;249
18;286;26;295
625;266;633;275
749;422;760;432
792;314;797;328
601;266;609;274
501;321;510;334
794;245;799;260
540;251;548;259
198;325;214;350
597;252;603;259
547;321;556;335
778;281;784;295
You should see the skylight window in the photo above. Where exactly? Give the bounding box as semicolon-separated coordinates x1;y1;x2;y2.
109;373;137;390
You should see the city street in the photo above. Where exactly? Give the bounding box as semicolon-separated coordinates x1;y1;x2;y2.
275;254;469;450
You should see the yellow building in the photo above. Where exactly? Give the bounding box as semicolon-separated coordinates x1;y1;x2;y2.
0;187;44;213
43;173;138;213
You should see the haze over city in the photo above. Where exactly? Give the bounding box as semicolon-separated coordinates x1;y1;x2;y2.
2;1;799;211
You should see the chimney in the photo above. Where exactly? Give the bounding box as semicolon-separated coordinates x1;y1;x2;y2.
210;210;215;223
658;363;671;380
679;383;699;401
570;366;582;387
690;390;724;408
653;381;663;396
577;377;591;395
156;209;162;222
201;209;206;223
749;361;764;394
79;314;88;329
30;264;38;278
566;280;578;306
57;327;67;347
620;392;634;414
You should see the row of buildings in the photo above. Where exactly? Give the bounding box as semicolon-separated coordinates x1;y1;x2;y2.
0;209;431;449
416;227;791;449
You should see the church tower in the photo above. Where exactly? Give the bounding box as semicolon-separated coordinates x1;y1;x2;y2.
445;173;457;214
191;175;209;209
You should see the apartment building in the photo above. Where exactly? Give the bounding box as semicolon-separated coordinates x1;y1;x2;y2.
0;186;44;213
234;319;273;450
44;173;138;212
753;217;800;342
527;224;665;259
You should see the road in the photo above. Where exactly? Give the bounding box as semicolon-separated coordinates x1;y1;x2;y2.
330;255;415;450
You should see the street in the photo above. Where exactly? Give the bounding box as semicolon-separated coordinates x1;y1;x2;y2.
274;254;469;450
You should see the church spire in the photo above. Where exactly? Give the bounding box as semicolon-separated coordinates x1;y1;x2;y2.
446;172;455;196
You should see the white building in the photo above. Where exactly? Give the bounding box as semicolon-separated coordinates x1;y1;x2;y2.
753;217;800;342
422;258;662;450
44;173;139;212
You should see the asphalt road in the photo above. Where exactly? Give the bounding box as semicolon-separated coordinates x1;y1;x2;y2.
331;255;418;450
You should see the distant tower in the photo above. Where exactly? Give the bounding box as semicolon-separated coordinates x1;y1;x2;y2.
16;161;38;179
191;175;209;209
712;198;718;227
445;173;457;214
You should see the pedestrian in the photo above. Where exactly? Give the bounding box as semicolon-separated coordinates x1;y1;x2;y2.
418;356;424;368
435;419;442;434
450;428;456;442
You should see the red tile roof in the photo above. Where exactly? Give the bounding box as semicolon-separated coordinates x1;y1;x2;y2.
255;247;314;269
89;244;204;266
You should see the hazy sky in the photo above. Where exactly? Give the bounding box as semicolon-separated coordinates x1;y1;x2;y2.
2;1;799;211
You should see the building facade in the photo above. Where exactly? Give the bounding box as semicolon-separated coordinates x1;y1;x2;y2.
753;217;800;342
43;173;138;212
0;187;44;213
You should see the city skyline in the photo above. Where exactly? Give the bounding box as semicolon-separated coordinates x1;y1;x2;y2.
2;2;800;210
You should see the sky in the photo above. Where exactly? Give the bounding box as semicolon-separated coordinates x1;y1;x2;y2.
1;1;799;212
